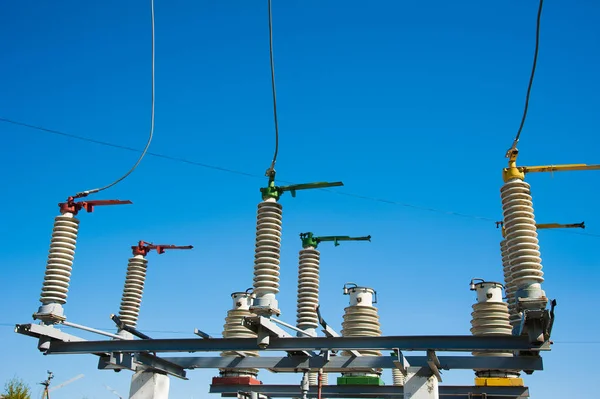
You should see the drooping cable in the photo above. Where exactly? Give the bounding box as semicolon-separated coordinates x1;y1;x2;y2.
75;0;156;198
5;118;600;239
265;0;280;178
505;0;544;157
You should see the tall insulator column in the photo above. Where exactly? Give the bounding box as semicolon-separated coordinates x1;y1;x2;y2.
116;241;192;338
296;246;320;336
34;197;132;324
219;291;260;380
469;280;520;381
252;198;283;315
340;284;382;383
296;244;327;386
500;179;547;315
118;254;148;329
36;212;80;322
500;239;520;328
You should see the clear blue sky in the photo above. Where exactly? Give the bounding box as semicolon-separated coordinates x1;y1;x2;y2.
1;0;599;398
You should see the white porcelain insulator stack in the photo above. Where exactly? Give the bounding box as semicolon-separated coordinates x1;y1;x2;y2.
221;308;259;377
500;239;520;327
342;304;382;377
296;247;327;386
470;282;519;378
470;302;513;356
392;368;405;386
118;255;148;328
296;247;320;332
39;213;80;305
253;200;283;302
500;180;545;303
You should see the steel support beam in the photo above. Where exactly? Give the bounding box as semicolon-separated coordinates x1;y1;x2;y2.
208;384;530;398
426;350;442;382
135;353;188;379
98;352;187;379
15;323;84;343
46;335;547;355
159;355;542;372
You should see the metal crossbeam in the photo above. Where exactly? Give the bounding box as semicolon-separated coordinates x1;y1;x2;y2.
14;324;186;379
15;323;85;343
98;351;187;379
135;353;188;379
159;355;543;372
427;350;443;381
208;384;530;398
45;335;547;355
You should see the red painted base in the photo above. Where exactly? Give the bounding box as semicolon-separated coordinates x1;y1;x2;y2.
211;377;262;385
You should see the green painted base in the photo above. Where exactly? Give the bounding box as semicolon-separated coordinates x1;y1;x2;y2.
337;376;384;386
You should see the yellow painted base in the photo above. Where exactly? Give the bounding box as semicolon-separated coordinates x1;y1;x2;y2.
475;377;524;387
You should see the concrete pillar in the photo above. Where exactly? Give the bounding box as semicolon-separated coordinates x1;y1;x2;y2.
403;367;439;399
129;371;170;399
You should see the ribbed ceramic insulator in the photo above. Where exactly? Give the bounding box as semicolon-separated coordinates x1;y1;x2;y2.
118;255;148;328
392;368;405;386
470;282;519;378
296;247;320;332
341;306;382;358
304;372;328;386
500;239;520;327
501;180;544;295
296;247;325;385
221;309;259;377
470;302;513;357
39;213;80;305
253;200;283;297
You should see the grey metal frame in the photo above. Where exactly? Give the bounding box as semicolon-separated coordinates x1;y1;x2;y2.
33;333;548;354
15;322;545;398
155;355;542;372
208;384;530;398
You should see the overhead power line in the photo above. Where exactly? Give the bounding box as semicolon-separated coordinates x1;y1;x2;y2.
0;118;260;178
2;117;600;238
75;0;157;198
265;0;280;178
506;0;544;156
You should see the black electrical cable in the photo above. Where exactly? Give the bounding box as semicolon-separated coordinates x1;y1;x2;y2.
4;118;600;238
75;0;156;197
506;0;544;157
265;0;280;178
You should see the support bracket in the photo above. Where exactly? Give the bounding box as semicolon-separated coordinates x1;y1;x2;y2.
392;348;409;376
244;316;314;357
98;352;187;379
316;306;361;357
427;350;443;382
135;352;188;379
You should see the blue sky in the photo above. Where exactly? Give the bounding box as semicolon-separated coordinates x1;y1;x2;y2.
1;0;599;397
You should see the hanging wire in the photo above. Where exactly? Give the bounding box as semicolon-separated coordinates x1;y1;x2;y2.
265;0;280;179
5;116;600;238
505;0;544;157
75;0;156;198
